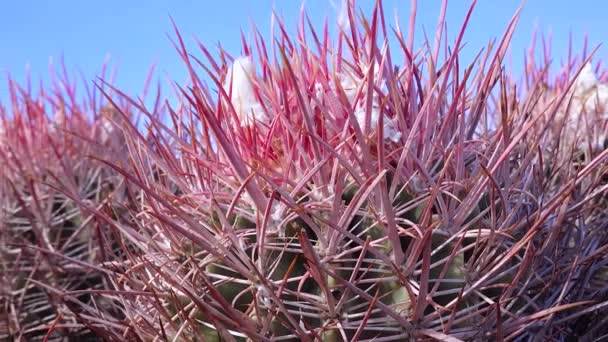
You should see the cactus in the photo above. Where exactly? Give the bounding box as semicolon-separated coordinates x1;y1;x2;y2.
92;1;608;340
0;81;133;340
2;1;608;341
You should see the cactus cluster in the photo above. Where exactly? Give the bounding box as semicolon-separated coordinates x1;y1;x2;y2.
0;92;133;340
1;1;608;341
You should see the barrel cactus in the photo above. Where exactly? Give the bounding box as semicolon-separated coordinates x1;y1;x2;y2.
0;79;133;340
2;1;608;341
78;1;608;341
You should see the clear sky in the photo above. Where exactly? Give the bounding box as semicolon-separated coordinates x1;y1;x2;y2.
1;1;606;107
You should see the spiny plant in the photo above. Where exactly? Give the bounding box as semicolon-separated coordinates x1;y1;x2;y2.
0;65;148;340
70;0;608;340
2;0;608;341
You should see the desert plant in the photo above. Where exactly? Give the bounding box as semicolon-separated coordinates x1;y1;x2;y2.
59;0;607;340
2;0;608;341
0;69;142;340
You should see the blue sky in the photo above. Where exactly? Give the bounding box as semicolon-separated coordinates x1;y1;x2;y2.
1;1;606;107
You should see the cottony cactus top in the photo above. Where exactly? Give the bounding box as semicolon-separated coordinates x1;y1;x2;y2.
224;53;401;142
559;62;608;149
570;62;608;117
335;63;401;143
538;60;608;154
223;56;269;126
